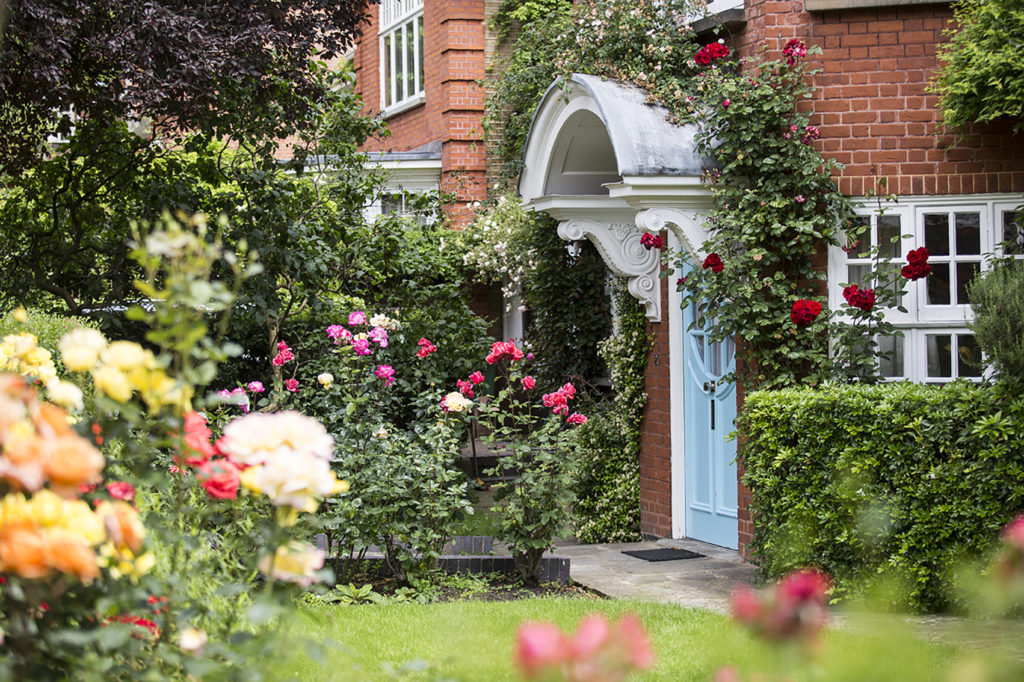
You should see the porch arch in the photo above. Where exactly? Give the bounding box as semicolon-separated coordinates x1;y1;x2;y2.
519;73;715;321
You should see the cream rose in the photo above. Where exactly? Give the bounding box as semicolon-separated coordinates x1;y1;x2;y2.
58;329;107;372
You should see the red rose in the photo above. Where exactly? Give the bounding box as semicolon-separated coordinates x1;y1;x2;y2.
105;481;136;501
469;371;485;385
777;568;830;605
790;299;823;326
782;38;807;65
842;284;876;311
907;246;929;264
901;247;931;280
640;232;664;250
416;337;437;358
196;459;240;500
695;42;730;65
702;253;725;273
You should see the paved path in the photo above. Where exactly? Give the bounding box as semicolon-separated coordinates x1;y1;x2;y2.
554;538;757;612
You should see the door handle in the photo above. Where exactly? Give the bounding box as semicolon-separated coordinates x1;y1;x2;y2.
703;381;716;392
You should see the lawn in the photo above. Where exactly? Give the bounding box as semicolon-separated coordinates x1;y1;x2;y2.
272;598;973;681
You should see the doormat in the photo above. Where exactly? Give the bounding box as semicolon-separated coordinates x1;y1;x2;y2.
622;548;704;562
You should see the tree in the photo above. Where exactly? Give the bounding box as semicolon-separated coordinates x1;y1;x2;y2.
0;0;372;174
933;0;1024;134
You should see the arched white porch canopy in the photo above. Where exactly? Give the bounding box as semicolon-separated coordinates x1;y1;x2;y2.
518;73;714;321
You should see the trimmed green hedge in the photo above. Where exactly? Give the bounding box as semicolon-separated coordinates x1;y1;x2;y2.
737;382;1024;612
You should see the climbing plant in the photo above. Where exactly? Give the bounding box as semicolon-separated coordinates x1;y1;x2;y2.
486;0;911;390
571;281;649;543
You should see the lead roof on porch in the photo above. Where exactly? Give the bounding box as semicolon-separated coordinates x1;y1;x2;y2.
518;73;707;200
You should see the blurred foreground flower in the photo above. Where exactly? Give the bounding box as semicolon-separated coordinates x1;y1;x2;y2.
218;411;346;512
258;541;325;587
515;613;653;681
730;568;830;643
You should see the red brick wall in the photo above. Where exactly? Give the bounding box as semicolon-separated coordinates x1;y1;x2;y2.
352;0;488;227
732;0;1024;196
639;274;673;538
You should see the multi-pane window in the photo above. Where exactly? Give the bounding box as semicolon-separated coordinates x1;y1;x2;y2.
379;0;425;114
829;196;1023;383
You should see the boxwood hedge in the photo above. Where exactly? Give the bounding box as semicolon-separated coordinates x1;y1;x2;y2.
737;381;1024;612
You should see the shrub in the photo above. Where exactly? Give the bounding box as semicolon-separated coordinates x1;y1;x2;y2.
932;0;1024;134
969;260;1024;390
737;381;1024;612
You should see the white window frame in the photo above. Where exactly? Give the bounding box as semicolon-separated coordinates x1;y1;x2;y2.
379;0;425;117
705;0;744;14
828;193;1024;383
362;157;441;223
687;0;744;22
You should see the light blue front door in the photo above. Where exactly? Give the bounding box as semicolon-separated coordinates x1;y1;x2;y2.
682;296;739;549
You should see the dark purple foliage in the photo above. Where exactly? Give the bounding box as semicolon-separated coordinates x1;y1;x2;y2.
0;0;373;174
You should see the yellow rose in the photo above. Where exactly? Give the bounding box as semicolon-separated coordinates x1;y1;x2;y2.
100;341;150;371
92;365;133;403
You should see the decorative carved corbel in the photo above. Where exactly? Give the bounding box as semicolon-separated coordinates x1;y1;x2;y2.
557;219;663;321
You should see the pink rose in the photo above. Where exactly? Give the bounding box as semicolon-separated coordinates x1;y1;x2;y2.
369;326;388;347
566;413;587;425
375;364;395;386
469;371;485;385
182;411;217;466
568;614;610;660
231;387;250;413
616;614;654;670
352;338;371;356
326;324;346;341
272;342;294;366
348;311;367;326
457;379;474;398
729;584;762;625
522;376;535;390
515;623;569;679
284;378;299;392
247;381;265;393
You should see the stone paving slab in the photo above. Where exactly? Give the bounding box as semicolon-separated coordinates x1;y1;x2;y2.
554;537;757;613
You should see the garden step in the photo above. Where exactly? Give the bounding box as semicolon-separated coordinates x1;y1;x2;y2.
458;438;520;480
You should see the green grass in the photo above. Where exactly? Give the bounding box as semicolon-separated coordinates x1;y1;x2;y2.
269;598;977;681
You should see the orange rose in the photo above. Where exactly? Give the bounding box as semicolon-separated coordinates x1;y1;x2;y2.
43;530;100;582
100;501;145;554
43;436;104;494
34;402;73;438
0;521;50;579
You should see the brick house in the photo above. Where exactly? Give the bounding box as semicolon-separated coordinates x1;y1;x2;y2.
350;0;497;227
353;0;1024;556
